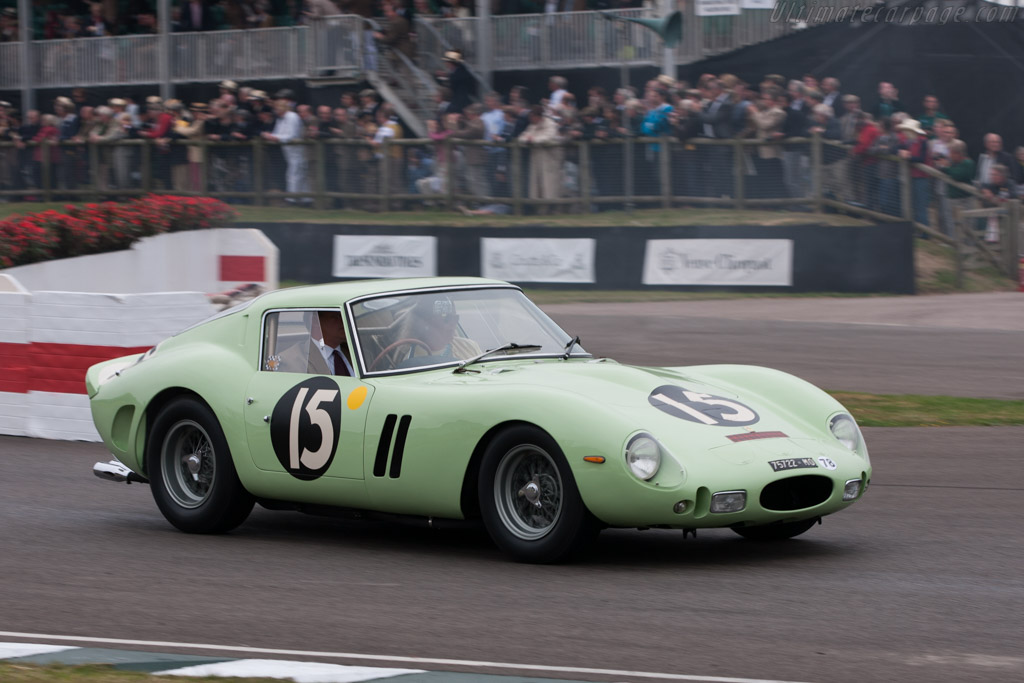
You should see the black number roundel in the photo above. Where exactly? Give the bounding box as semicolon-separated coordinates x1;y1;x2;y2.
270;377;342;480
648;384;759;427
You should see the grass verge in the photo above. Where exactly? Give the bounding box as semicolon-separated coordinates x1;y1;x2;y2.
829;392;1024;427
0;202;870;227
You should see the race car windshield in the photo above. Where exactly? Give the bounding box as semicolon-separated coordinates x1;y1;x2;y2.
350;287;589;374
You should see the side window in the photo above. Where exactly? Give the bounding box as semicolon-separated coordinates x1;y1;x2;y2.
262;311;323;374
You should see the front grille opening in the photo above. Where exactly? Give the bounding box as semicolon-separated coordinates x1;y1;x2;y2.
760;475;834;511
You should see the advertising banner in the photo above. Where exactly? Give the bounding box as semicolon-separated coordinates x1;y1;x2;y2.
696;0;742;16
333;235;437;278
740;0;775;9
642;239;793;286
481;238;596;283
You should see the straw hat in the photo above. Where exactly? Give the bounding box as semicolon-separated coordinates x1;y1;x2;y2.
55;96;74;107
443;50;463;63
897;119;926;136
190;102;209;111
108;98;127;107
146;95;163;105
219;80;239;91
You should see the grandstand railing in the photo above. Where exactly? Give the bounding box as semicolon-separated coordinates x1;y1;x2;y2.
0;5;858;91
425;2;854;72
0;42;22;90
0;134;1018;284
34;34;162;88
0;20;362;90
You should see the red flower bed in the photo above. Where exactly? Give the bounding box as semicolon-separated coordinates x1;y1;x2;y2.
0;196;235;268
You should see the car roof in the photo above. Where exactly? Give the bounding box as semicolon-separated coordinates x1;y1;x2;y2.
253;277;515;311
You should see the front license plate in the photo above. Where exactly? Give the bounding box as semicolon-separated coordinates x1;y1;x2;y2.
768;457;818;472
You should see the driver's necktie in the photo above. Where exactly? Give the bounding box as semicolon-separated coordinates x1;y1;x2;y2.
332;350;350;376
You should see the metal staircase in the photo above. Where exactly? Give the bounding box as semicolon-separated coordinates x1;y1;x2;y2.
363;20;439;139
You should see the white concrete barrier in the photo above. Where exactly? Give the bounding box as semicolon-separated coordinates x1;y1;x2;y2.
0;228;279;294
0;227;278;441
0;282;31;437
0;286;217;441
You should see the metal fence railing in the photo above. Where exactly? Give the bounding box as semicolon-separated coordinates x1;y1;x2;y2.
0;135;1018;283
34;34;161;88
0;23;365;90
307;15;366;78
0;5;867;92
422;10;658;71
0;42;23;90
424;3;857;73
171;27;310;83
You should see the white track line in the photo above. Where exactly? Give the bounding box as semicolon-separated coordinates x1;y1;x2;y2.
0;631;813;683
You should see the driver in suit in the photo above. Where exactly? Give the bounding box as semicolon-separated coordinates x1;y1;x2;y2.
276;310;355;375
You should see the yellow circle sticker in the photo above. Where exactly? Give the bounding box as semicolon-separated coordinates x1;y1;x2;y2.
347;386;368;411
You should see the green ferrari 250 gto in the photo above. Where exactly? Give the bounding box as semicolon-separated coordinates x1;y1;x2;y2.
89;277;870;563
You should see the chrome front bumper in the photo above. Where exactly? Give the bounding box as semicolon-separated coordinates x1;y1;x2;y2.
93;459;149;484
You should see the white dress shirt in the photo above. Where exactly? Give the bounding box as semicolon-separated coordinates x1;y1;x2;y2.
316;338;354;375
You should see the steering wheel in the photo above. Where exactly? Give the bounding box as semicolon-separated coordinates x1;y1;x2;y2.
370;338;433;371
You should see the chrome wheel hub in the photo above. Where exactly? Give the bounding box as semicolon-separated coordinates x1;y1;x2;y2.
185;453;202;480
161;420;216;509
520;480;543;508
494;445;564;541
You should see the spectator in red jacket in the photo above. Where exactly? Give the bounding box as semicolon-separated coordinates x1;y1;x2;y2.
897;118;932;228
32;114;60;164
851;111;880;207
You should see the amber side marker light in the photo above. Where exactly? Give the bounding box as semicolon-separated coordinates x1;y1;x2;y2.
583;456;606;464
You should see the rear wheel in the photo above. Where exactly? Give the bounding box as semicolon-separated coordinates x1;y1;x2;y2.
478;426;598;563
732;517;818;541
147;397;254;534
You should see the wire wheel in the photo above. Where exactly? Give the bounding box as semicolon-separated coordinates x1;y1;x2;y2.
493;444;564;541
160;419;217;509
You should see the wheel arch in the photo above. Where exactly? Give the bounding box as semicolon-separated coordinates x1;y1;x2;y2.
459;419;556;520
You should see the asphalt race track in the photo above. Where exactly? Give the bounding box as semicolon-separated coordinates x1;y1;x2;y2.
2;293;1023;683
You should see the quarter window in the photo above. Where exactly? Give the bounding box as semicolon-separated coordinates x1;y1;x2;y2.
261;310;327;374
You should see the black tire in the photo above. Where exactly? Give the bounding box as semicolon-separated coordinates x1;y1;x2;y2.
732;517;818;541
147;397;254;534
478;425;599;563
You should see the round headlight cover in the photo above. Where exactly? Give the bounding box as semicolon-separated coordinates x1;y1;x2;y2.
626;434;662;481
830;413;861;452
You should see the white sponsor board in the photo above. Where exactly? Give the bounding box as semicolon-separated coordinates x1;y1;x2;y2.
740;0;774;9
481;238;596;284
332;235;437;278
696;0;741;16
642;239;793;286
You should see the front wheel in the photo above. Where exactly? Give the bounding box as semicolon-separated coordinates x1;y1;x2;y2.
478;426;598;563
147;397;254;534
732;517;818;541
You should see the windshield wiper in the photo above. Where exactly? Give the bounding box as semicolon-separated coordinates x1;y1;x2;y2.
562;335;580;360
453;342;543;374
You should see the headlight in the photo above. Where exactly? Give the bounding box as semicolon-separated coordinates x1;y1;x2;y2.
625;434;662;481
829;413;861;452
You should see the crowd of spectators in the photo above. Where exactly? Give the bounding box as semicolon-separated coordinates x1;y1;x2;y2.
1;70;1021;240
0;0;643;41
